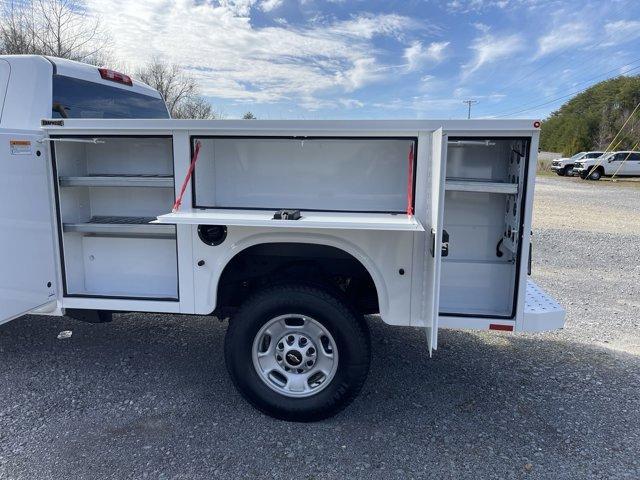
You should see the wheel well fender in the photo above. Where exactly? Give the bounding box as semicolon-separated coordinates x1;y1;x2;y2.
209;232;389;316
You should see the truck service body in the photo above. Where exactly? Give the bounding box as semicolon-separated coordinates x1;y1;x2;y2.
0;56;565;420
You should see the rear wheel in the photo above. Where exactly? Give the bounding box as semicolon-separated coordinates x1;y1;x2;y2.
224;284;371;421
589;169;602;180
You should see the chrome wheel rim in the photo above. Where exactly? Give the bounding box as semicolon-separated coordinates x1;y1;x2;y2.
252;314;339;398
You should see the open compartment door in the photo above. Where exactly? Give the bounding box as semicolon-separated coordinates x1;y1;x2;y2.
0;133;57;324
423;128;447;353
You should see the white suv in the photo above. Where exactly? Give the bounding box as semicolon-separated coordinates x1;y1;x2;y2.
574;151;640;180
550;151;604;176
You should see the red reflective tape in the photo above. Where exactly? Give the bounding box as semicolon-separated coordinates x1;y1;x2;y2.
406;144;414;215
172;140;202;213
489;323;514;331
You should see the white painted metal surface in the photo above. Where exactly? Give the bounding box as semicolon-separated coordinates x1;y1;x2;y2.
59;175;174;188
193;137;413;212
522;280;565;331
0;59;9;124
76;236;177;298
157;210;424;231
445;179;518;194
0;109;567;344
0;131;57;324
422;128;447;353
191;226;415;323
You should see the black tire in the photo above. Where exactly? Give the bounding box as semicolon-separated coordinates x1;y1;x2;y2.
563;166;573;176
555;169;565;176
589;169;602;180
224;284;371;421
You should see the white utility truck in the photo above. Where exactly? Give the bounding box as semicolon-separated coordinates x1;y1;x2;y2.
574;150;640;180
1;56;565;421
550;151;604;176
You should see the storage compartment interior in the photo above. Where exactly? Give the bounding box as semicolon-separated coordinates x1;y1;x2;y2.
53;137;178;299
193;137;416;212
440;138;528;317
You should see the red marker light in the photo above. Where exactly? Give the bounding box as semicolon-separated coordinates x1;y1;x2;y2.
533;121;541;128
489;323;514;331
98;68;133;86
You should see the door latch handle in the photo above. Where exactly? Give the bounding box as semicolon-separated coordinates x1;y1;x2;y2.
430;229;450;257
441;230;449;257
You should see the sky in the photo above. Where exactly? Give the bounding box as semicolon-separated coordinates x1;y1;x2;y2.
84;0;640;119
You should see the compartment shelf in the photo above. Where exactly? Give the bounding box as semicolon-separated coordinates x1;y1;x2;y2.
445;178;518;194
63;216;176;237
59;174;174;188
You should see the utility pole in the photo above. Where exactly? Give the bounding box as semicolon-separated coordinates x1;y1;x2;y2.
463;99;478;119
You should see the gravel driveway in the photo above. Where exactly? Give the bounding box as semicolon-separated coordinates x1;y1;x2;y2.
1;176;639;479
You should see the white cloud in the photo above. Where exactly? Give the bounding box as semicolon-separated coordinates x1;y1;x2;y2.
472;22;491;33
220;0;258;16
462;33;524;78
603;20;640;46
536;22;588;57
339;98;364;109
259;0;283;12
84;0;423;105
403;41;449;71
447;0;552;12
326;13;418;40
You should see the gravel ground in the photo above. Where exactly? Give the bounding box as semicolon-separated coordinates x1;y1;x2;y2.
1;176;639;479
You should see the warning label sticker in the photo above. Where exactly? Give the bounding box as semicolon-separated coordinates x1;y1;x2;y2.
10;140;32;155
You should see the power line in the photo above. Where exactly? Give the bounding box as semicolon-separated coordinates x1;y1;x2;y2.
489;62;640;118
487;59;640;117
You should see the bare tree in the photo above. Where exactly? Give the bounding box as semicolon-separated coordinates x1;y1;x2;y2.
174;96;214;120
0;2;37;54
136;58;216;119
0;0;111;65
242;111;256;119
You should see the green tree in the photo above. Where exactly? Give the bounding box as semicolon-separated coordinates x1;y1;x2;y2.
540;75;640;155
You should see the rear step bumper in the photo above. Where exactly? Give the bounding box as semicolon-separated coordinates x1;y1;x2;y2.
521;280;566;332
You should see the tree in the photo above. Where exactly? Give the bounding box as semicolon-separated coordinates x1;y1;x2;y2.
242;111;256;119
136;58;216;119
0;0;111;65
540;75;640;155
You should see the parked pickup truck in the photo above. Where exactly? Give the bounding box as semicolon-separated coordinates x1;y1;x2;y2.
550;151;603;176
0;54;169;128
574;151;640;180
1;55;566;421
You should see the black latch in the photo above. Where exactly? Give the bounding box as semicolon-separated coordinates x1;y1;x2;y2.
528;231;533;275
430;229;449;257
441;229;449;257
273;209;301;220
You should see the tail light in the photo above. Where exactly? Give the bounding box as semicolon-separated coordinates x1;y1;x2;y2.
98;68;133;86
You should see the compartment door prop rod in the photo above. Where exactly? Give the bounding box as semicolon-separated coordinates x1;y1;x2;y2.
406;144;414;216
172;140;202;213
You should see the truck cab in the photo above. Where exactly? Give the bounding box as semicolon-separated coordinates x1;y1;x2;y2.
0;55;169;129
0;55;168;325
